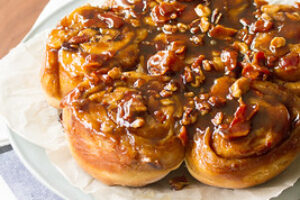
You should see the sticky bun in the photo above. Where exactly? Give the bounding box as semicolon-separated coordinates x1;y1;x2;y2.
42;0;300;188
185;78;300;188
62;72;185;186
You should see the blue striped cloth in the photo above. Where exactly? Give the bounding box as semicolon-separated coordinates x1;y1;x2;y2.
0;147;61;200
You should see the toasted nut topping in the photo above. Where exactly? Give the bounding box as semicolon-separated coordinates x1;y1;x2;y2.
190;35;204;45
230;77;251;98
211;112;224;126
160;90;173;97
182;108;198;125
164;82;179;91
108;67;121;80
177;23;188;33
209;25;238;40
191;75;205;88
130;19;141;27
184;92;195;97
232;41;249;54
190;26;200;34
202;60;212;71
163;24;178;34
195;4;211;17
131;118;146;128
169;176;189;191
270;37;286;49
200;17;210;33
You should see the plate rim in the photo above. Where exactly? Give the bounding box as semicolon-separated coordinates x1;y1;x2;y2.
8;131;72;200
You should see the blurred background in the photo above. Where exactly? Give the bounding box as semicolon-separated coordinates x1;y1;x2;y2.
0;0;48;58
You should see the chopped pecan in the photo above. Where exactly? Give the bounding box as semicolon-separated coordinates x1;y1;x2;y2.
163;24;178;34
168;41;187;55
210;76;235;98
242;63;270;80
190;35;204;45
184;92;195;98
270;37;286;49
160;99;175;106
219;100;259;139
230;77;251;98
232;41;249;54
147;50;184;75
191;75;205;88
69;35;90;44
107;67;121;80
209;25;238;40
160;90;173;98
169;176;189;191
182;108;198;125
195;4;211;17
151;2;186;24
131;117;145;128
164;81;179;92
190;26;201;34
194;99;211;115
236;28;254;45
221;49;239;71
116;92;147;127
177;23;188;33
183;66;194;83
191;55;205;70
189;19;201;34
134;79;146;88
275;52;300;81
250;19;273;33
200;17;210;33
62;42;78;52
208;96;226;107
202;60;212;71
278;52;300;70
211;8;222;24
211;112;224;126
188;55;206;87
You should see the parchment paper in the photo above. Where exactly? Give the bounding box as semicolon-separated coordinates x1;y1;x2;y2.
0;0;299;200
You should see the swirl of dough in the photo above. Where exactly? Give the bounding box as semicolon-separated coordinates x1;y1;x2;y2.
41;6;148;108
185;78;300;188
61;71;185;186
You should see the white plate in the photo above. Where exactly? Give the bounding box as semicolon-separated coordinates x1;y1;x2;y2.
7;0;300;199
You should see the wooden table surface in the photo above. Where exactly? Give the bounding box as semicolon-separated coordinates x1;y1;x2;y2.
0;0;49;58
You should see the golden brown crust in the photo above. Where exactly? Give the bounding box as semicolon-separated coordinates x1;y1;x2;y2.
62;72;185;186
63;107;183;186
185;81;300;188
186;135;299;189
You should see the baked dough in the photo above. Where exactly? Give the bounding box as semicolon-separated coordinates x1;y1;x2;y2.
62;72;185;186
41;0;300;188
185;79;300;188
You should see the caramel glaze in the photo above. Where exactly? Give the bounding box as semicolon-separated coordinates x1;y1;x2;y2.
42;0;300;187
62;72;185;172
